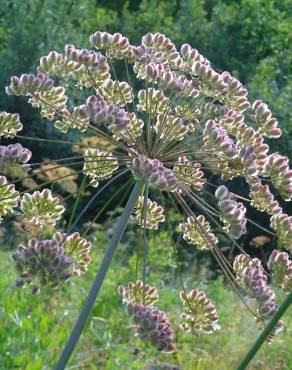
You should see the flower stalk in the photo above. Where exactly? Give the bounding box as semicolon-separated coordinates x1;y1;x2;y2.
55;180;143;370
236;292;292;370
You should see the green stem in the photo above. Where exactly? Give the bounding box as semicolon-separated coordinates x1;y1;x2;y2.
142;184;149;285
236;292;292;370
67;176;86;232
55;180;144;370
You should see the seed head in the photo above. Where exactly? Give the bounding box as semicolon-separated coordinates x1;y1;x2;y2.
0;176;19;222
0;143;31;172
38;50;80;79
233;253;283;341
11;237;73;293
132;156;178;192
264;153;292;201
252;100;281;138
215;186;247;239
118;280;159;306
132;196;165;230
127;303;174;352
83;148;119;187
85;95;130;131
179;215;218;250
268;250;292;292
0;112;23;138
270;213;292;251
20;189;65;228
180;289;219;335
173;156;206;191
53;232;91;276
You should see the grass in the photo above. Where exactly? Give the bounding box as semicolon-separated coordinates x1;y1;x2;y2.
0;229;291;370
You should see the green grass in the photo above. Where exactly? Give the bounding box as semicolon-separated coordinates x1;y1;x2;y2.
0;233;291;370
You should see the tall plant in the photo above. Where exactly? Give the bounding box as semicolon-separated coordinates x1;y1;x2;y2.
0;31;291;369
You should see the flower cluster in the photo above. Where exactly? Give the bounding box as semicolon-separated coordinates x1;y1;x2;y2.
119;281;174;351
11;232;91;294
179;215;218;250
264;153;292;201
173;156;206;190
83;148;119;187
118;280;159;306
0;111;23;138
268;250;292;292
53;232;91;276
251;100;281;138
270;213;292;251
0;176;19;221
215;185;247;239
132;196;165;230
127;303;175;351
233;254;284;342
180;289;219;335
0;143;32;172
20;189;65;228
6;73;67;120
132;156;177;192
11;237;73;294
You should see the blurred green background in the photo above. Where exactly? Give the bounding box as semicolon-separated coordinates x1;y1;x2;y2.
0;0;292;369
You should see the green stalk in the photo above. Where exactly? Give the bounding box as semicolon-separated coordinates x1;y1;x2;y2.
236;292;292;370
55;180;144;370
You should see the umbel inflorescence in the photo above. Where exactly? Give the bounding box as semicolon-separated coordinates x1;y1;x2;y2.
1;31;292;350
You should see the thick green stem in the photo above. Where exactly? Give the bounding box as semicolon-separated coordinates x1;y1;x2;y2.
236;292;292;370
55;180;143;370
